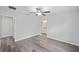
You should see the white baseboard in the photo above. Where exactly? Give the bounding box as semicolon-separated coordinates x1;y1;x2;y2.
47;35;79;46
15;33;40;42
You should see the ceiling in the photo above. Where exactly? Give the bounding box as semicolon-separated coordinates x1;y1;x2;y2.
0;6;79;15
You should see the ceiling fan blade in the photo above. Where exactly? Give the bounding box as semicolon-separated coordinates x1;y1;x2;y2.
42;11;50;13
42;13;46;16
35;14;38;16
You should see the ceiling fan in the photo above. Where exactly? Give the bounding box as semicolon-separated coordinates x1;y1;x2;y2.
30;8;50;16
8;6;50;16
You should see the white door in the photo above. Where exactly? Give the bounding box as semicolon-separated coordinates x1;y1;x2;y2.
0;16;2;37
1;16;14;37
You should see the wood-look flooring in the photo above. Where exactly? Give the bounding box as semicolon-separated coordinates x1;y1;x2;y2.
0;36;20;52
16;35;79;52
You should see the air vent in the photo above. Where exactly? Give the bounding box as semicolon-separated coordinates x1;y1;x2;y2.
9;6;16;10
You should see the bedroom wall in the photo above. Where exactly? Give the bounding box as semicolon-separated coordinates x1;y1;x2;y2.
47;9;79;46
0;7;40;41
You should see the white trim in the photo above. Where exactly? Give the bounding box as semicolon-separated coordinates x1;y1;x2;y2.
47;35;79;46
15;33;40;42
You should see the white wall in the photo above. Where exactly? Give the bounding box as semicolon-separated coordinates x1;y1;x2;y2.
47;10;79;46
0;7;40;41
15;14;40;41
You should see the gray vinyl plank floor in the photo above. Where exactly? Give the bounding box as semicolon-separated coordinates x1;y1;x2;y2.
16;35;79;52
